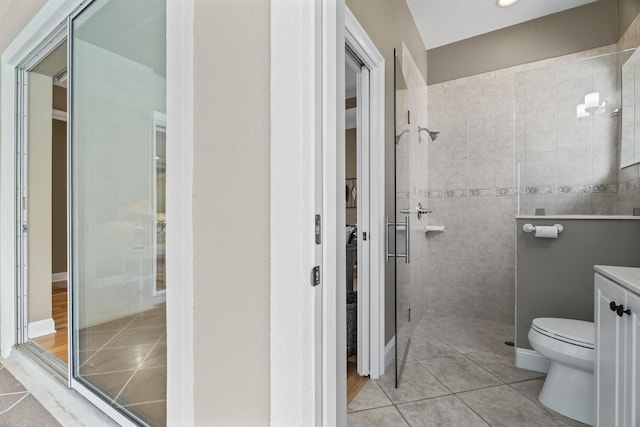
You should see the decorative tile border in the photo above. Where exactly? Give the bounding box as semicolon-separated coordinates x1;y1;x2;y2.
619;178;640;192
444;189;468;198
496;187;518;196
427;184;619;198
592;184;618;193
524;186;556;195
469;188;495;197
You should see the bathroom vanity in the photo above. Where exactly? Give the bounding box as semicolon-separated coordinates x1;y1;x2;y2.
594;265;640;427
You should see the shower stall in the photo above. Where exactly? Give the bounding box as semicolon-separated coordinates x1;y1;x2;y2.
390;40;637;386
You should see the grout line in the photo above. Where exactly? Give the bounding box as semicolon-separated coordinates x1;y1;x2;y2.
79;314;142;369
0;390;32;397
347;403;394;415
111;331;166;405
459;352;505;385
452;392;493;426
0;391;30;415
117;398;166;408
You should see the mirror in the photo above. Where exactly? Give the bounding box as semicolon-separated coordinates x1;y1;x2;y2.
620;47;640;168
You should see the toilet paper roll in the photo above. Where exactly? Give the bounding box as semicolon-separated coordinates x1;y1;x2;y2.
534;226;558;239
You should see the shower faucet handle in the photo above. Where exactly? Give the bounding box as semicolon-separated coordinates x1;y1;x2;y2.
400;203;431;220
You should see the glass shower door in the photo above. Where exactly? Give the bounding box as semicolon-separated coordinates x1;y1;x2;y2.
393;48;429;386
70;0;167;424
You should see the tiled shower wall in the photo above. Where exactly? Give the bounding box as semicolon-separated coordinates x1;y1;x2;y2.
426;70;516;324
424;43;629;323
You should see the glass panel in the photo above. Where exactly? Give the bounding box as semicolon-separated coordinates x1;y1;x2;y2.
516;48;633;216
394;46;428;386
71;0;166;425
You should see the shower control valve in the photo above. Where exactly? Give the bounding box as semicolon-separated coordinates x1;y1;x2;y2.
400;202;432;220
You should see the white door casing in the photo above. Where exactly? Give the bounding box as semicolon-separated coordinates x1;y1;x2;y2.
346;7;386;380
270;0;329;425
356;62;371;376
270;3;384;426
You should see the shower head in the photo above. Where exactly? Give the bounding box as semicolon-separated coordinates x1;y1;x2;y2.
419;127;440;141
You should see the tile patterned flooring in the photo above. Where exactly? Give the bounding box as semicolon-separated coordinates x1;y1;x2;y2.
0;303;166;426
78;303;166;426
348;314;589;427
0;364;61;426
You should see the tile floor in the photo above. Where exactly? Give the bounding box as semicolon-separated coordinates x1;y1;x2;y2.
348;314;589;427
0;363;61;426
78;303;166;426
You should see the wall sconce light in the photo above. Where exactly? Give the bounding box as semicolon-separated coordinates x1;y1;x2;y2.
576;103;589;118
497;0;518;6
577;92;607;118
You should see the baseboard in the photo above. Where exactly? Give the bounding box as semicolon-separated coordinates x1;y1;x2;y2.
384;336;395;368
516;347;550;374
28;318;56;339
51;272;67;282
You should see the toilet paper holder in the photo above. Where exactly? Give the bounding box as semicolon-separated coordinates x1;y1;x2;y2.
523;223;564;234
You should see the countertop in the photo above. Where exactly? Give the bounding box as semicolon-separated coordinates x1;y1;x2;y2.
595;265;640;295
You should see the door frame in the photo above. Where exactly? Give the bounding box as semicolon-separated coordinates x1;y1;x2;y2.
1;0;194;424
270;2;384;426
345;7;386;380
1;0;81;361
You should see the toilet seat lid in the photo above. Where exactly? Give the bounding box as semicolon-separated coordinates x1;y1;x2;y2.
532;318;594;348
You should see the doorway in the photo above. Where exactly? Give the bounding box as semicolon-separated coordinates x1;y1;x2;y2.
345;46;368;403
15;37;69;369
343;7;387;410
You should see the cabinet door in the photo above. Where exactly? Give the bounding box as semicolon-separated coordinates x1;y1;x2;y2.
624;291;640;427
595;273;626;427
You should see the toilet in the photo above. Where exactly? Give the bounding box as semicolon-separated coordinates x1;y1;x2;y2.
528;318;594;425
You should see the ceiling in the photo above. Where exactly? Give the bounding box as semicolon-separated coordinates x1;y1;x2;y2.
76;0;166;77
405;0;598;50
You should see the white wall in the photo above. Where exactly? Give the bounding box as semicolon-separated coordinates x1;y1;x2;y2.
192;0;271;424
27;72;52;324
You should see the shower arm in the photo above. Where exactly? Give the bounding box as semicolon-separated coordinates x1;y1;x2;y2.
418;127;440;141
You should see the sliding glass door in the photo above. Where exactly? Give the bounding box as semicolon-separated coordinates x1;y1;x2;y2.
70;0;167;424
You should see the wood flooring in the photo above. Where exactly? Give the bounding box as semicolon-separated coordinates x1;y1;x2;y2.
32;282;68;363
347;355;368;404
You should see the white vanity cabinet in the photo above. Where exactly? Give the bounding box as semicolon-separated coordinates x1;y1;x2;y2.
594;266;640;427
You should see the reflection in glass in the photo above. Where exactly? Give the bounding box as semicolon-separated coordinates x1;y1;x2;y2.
71;0;166;425
154;116;166;295
621;47;639;168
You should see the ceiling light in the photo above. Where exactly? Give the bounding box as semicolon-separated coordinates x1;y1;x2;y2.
497;0;518;7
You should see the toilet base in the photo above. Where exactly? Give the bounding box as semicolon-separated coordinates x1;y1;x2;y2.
538;362;594;425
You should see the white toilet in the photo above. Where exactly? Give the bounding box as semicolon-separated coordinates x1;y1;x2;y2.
528;317;594;426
